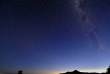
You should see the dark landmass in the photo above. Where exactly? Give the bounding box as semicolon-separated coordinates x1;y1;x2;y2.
17;66;110;74
60;66;110;74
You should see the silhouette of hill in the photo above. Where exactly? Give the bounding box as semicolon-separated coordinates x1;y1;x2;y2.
16;66;110;74
60;66;110;74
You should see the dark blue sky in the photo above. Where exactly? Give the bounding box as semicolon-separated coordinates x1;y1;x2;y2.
1;0;110;74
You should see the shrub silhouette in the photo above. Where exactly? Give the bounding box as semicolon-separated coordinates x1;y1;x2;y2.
107;66;110;73
18;70;23;74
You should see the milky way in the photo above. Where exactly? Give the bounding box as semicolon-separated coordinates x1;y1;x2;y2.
72;0;103;50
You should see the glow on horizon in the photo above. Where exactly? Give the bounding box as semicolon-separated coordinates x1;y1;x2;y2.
0;68;107;74
28;72;58;74
80;68;106;73
0;73;3;74
55;68;107;74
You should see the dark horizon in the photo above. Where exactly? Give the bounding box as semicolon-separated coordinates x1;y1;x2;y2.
3;66;110;74
60;66;110;74
1;66;109;74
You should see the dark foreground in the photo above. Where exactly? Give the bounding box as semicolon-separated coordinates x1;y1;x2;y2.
17;66;110;74
60;66;110;74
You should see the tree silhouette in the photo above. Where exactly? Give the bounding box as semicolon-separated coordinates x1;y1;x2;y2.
18;70;23;74
107;66;110;73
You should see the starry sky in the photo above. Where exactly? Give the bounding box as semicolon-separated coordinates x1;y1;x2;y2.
1;0;110;74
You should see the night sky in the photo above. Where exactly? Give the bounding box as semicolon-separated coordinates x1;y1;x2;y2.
1;0;110;74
